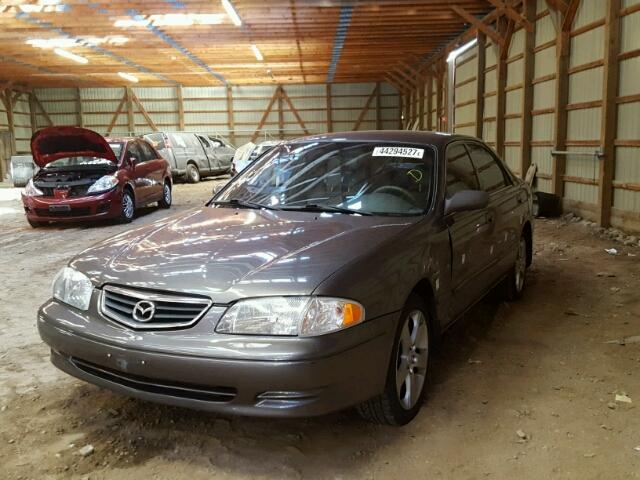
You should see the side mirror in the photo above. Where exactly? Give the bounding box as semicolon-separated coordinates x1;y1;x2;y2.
128;156;137;168
444;190;489;215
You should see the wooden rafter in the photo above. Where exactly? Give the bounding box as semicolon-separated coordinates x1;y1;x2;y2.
487;0;533;32
280;87;310;135
450;5;504;48
353;84;378;131
106;91;127;136
251;87;281;142
31;91;53;126
130;90;158;131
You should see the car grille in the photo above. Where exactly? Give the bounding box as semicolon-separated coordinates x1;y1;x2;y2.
100;285;212;330
40;185;91;198
35;207;91;217
70;357;237;403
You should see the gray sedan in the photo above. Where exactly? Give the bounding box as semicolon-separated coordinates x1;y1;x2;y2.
38;131;532;425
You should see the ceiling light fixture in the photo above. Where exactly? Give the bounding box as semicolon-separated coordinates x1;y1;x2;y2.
118;72;139;83
250;44;263;61
221;0;242;26
54;48;88;64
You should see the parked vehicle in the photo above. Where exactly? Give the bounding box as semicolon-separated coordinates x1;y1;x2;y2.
22;126;172;227
144;132;235;183
10;154;38;187
37;131;532;425
231;140;280;176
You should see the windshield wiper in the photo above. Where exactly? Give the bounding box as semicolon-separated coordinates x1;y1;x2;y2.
209;199;274;210
276;204;373;216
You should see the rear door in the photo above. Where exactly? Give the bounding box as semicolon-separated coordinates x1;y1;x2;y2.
138;140;165;201
196;134;218;171
209;137;235;170
183;133;210;174
167;133;190;173
466;141;523;283
125;141;150;205
444;141;492;318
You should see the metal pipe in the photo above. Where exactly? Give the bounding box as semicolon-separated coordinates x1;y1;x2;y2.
551;149;604;157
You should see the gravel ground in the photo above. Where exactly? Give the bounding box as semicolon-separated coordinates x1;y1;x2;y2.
0;179;639;479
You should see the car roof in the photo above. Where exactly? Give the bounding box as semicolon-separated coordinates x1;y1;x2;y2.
287;130;479;149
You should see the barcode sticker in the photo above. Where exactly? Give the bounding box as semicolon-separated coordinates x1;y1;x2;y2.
372;146;424;159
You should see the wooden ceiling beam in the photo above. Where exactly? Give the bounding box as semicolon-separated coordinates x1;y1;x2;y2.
486;0;534;32
450;5;504;47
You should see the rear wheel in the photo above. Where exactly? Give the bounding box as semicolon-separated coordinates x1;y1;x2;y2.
357;294;431;426
158;181;172;209
505;235;527;300
186;163;200;183
119;189;135;223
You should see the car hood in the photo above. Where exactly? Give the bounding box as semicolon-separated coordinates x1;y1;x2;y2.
70;207;415;303
31;126;118;167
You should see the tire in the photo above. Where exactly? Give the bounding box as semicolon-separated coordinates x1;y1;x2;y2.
119;189;135;223
357;294;431;426
533;191;561;218
158;181;172;209
27;218;43;228
505;235;528;301
186;163;200;184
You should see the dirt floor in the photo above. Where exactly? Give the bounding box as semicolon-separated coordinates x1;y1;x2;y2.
0;178;639;480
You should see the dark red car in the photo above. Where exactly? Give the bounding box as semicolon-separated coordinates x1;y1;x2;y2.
22;127;172;227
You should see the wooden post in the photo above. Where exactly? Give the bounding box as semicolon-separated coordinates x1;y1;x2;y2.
76;88;83;127
125;87;134;135
426;75;433;131
375;81;382;130
176;85;185;131
495;20;513;159
436;73;443;131
226;85;235;145
418;79;425;130
520;0;536;177
598;0;620;227
551;19;572;196
398;90;403;129
277;86;284;139
29;92;37;133
475;33;486;139
5;90;16;156
325;83;333;133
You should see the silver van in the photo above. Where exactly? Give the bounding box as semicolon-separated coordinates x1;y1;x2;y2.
144;132;235;183
10;155;38;187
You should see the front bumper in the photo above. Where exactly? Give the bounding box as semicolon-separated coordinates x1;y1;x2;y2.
22;188;121;222
38;296;398;417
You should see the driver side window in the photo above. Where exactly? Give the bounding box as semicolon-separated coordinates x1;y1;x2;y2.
445;143;479;199
126;142;143;165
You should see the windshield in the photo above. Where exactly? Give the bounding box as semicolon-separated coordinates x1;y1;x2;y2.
215;141;436;216
44;142;123;169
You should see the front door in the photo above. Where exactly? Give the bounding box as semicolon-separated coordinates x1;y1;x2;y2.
444;142;493;319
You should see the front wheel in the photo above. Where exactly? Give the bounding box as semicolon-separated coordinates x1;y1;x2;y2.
357;294;431;426
505;236;527;300
119;189;135;223
158;181;172;209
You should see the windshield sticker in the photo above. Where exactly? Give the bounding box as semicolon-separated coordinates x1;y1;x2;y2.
372;146;424;159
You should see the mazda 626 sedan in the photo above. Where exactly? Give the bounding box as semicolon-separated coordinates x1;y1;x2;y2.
38;130;533;426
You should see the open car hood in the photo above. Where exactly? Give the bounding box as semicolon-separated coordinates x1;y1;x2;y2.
31;126;118;167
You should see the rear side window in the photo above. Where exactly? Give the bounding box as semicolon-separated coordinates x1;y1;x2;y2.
138;141;157;162
445;143;479;198
169;133;187;148
146;133;165;150
197;135;211;148
467;143;509;193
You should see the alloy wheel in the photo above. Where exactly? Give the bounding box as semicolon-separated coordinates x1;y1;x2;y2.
395;309;429;410
122;192;134;219
163;184;171;204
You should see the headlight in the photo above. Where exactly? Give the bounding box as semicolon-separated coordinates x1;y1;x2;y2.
52;267;93;311
23;179;43;197
216;296;365;337
87;175;118;194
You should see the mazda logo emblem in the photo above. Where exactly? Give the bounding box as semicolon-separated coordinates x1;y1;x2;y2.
132;300;156;322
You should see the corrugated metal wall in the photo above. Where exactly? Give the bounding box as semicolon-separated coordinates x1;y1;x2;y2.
413;0;640;231
31;82;400;149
